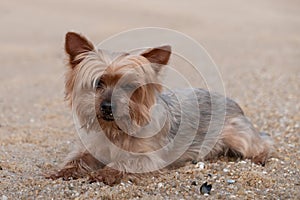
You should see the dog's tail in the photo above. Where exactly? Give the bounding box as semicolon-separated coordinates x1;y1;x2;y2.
219;116;276;165
259;131;276;159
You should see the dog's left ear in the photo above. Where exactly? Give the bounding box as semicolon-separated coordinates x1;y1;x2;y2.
141;45;171;73
65;32;95;68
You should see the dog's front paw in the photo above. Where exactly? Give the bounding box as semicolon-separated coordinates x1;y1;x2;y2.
89;167;123;186
45;166;84;181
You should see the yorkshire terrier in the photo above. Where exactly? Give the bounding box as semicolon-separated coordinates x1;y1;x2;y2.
48;32;273;185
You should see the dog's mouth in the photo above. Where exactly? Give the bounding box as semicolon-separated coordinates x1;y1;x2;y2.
98;113;124;122
96;112;115;121
101;113;115;121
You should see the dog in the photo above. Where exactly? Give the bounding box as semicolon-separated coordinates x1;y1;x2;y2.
48;32;273;185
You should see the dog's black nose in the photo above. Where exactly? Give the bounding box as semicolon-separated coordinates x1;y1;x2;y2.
100;101;114;121
101;101;112;112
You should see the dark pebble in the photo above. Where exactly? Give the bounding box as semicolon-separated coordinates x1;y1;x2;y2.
191;181;197;186
191;160;198;165
200;182;212;195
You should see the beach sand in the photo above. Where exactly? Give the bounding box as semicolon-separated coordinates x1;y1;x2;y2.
0;0;299;199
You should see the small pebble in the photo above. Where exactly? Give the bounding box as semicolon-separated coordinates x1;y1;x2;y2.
223;168;229;173
195;162;205;170
191;181;197;186
191;160;198;165
157;182;163;188
227;179;236;184
200;182;212;195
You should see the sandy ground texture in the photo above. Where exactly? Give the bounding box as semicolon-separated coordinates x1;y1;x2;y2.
0;0;299;199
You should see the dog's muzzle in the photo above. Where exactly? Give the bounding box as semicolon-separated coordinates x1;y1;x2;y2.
100;101;114;121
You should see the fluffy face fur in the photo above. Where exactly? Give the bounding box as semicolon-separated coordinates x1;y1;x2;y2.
47;32;274;185
64;32;168;142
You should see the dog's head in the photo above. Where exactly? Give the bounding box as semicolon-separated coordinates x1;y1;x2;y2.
64;32;171;134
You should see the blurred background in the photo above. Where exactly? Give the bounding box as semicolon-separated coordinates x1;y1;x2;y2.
1;0;299;126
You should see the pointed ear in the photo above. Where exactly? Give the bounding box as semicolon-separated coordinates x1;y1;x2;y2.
65;32;95;68
141;45;171;72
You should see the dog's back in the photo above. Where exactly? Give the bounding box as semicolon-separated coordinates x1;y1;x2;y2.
159;88;273;166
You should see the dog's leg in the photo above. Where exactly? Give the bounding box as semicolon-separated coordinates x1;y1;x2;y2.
221;116;273;165
46;151;104;180
88;154;164;185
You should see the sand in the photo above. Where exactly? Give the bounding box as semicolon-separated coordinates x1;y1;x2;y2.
0;0;299;199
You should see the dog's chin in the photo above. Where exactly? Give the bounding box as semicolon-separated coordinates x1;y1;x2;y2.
102;115;115;122
96;113;114;122
98;114;124;127
98;114;141;134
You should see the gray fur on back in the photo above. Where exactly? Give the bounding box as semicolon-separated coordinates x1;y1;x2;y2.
158;88;246;162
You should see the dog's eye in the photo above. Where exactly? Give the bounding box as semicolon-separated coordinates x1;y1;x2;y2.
93;78;105;89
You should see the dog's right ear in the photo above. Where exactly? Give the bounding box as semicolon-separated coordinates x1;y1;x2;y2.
141;45;171;73
65;32;95;68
